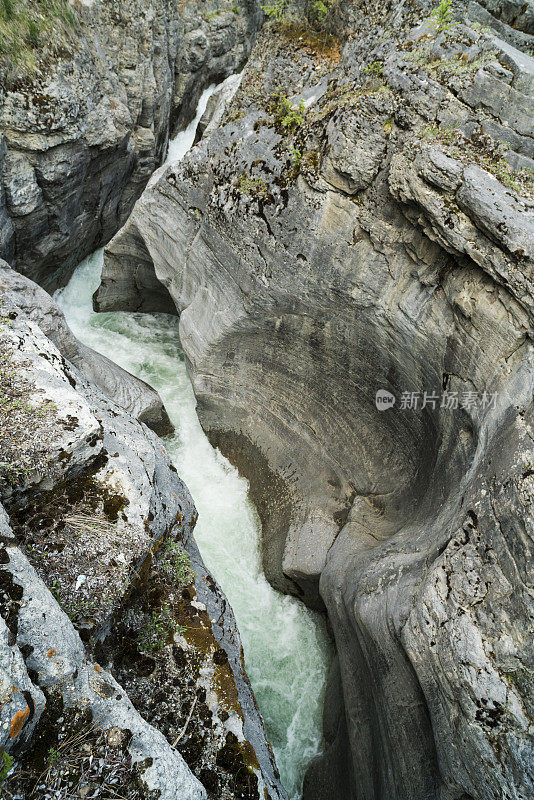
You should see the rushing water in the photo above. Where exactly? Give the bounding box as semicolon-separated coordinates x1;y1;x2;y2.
55;86;333;800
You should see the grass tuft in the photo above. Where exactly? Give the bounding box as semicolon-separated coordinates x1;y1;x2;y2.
0;0;77;76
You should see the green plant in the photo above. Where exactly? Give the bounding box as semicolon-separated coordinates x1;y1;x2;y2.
289;145;302;165
310;0;329;24
423;123;534;199
0;752;14;784
0;0;14;21
232;4;239;12
49;577;63;605
469;20;490;35
159;540;196;586
262;0;292;24
202;7;222;19
431;0;458;35
26;18;39;47
139;604;185;654
363;60;383;76
272;90;306;131
235;173;270;200
0;0;76;73
407;41;494;78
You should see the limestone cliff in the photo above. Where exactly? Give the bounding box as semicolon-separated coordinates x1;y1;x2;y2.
0;0;262;289
0;267;286;800
96;1;534;798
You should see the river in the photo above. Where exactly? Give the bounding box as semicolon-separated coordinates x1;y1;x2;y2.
56;84;333;800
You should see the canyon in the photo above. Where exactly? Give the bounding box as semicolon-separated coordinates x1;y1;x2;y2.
0;0;533;799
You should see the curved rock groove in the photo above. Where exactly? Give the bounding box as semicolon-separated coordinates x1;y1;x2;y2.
55;96;333;797
93;5;534;799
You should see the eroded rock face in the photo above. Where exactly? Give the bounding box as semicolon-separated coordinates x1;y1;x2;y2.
96;2;534;798
0;0;262;290
0;292;285;799
0;262;173;435
0;510;206;800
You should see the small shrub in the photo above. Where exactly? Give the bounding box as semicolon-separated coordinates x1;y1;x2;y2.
262;0;292;24
431;0;458;35
271;90;306;131
0;752;14;784
289;145;302;165
309;0;329;24
158;540;196;586
46;747;59;768
235;173;270;200
139;604;185;654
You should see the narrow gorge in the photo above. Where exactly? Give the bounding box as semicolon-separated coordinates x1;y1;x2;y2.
0;0;533;799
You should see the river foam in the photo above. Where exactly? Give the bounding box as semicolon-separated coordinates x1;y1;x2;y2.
56;86;333;799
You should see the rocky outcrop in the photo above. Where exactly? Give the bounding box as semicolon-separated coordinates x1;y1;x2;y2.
0;262;173;434
96;2;534;799
0;0;262;290
0;288;286;798
0;504;206;800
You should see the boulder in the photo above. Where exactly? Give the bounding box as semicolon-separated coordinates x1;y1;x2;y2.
0;262;173;435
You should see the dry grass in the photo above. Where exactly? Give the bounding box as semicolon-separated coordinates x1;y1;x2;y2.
64;513;117;536
278;21;341;62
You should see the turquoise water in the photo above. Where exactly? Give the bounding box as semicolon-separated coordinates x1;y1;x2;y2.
55;88;332;799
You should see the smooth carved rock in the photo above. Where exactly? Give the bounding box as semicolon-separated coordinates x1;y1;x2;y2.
97;8;534;800
0;262;173;435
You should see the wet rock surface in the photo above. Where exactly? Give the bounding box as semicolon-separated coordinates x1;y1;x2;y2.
0;290;286;798
97;2;534;799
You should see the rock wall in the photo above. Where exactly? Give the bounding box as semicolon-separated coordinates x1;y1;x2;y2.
0;0;262;290
0;263;173;434
96;1;534;798
0;280;286;800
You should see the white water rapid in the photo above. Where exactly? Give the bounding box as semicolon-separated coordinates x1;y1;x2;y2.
56;85;333;800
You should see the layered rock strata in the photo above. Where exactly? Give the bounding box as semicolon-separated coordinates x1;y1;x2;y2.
0;283;285;800
96;2;534;798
